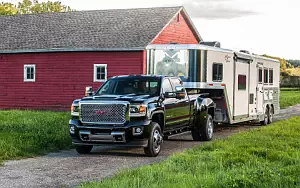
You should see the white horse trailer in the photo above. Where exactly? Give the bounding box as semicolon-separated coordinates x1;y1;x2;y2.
146;44;280;125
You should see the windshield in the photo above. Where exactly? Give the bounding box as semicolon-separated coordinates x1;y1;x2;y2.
95;77;161;96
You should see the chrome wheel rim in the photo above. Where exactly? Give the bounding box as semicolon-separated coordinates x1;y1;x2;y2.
265;110;268;123
269;109;273;122
208;119;213;138
153;129;161;153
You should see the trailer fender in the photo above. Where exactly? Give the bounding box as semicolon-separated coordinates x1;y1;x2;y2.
193;97;216;128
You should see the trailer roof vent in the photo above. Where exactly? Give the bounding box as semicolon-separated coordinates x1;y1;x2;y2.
240;50;250;54
199;41;221;48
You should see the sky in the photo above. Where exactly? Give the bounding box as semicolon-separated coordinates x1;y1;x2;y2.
4;0;300;59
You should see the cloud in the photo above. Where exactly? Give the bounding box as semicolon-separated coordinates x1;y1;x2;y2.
181;0;258;19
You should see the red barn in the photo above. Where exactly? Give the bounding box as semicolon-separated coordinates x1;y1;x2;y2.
0;6;202;110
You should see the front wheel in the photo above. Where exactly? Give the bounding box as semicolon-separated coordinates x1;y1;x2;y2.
75;145;93;154
144;122;163;157
192;114;214;141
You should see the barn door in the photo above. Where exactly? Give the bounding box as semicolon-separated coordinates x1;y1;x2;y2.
233;60;250;119
256;64;264;114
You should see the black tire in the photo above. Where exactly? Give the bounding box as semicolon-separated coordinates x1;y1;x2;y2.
268;106;273;124
75;145;93;154
192;114;214;141
144;122;163;157
260;107;269;126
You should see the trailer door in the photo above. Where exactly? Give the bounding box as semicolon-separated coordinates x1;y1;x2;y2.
233;60;250;119
256;64;264;114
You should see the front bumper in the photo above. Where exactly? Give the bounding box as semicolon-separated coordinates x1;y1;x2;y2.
69;119;151;148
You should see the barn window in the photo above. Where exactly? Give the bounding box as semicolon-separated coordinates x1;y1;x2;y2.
94;64;107;82
24;64;36;82
238;75;247;90
264;68;268;84
269;69;273;84
212;63;223;82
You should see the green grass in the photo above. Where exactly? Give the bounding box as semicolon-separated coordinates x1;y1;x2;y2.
0;110;71;165
280;88;300;108
80;116;300;188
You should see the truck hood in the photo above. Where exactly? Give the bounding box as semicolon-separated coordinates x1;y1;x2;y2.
81;94;158;103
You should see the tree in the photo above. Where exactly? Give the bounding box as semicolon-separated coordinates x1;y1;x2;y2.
262;54;293;76
0;0;72;16
0;2;18;15
287;59;300;68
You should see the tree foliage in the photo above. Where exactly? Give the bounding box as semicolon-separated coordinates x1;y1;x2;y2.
287;59;300;68
0;2;18;15
0;0;71;15
262;54;294;76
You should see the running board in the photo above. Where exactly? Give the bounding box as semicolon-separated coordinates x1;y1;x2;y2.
163;127;191;138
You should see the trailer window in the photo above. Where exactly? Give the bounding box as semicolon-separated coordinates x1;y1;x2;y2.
162;79;173;93
258;68;263;83
264;68;268;84
212;63;223;82
269;69;273;84
238;75;247;90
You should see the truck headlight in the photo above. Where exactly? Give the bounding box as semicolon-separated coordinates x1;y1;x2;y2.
71;105;79;116
130;105;147;117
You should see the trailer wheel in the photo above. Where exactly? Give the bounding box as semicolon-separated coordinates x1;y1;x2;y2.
144;122;163;157
260;107;269;126
192;114;214;141
268;106;273;124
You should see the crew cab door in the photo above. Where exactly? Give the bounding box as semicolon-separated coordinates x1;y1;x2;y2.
169;78;191;127
162;78;178;129
162;78;191;131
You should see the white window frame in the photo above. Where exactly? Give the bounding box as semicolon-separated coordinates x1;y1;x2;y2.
93;64;107;82
24;64;36;82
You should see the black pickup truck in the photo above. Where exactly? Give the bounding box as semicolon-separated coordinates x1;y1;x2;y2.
69;75;215;157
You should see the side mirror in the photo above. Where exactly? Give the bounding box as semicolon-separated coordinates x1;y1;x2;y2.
85;86;94;97
175;86;186;99
164;92;176;98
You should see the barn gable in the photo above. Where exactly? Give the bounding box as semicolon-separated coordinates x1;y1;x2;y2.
151;8;201;45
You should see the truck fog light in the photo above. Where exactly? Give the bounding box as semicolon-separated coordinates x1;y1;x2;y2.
133;127;143;135
69;125;75;134
136;128;142;133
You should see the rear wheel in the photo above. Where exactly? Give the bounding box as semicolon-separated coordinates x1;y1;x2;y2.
260;107;269;126
144;122;163;157
192;114;214;141
268;106;273;124
75;145;93;154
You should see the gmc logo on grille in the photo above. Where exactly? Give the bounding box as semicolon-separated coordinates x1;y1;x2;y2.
95;110;106;115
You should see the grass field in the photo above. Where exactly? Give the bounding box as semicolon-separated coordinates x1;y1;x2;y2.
280;88;300;108
0;110;71;165
0;88;298;166
80;116;300;188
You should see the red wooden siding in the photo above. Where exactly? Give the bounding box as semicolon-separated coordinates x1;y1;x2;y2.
152;11;199;44
0;51;143;110
142;50;147;74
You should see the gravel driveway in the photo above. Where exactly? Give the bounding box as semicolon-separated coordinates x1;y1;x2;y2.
1;105;300;188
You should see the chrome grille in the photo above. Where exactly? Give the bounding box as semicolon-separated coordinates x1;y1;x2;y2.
80;103;128;124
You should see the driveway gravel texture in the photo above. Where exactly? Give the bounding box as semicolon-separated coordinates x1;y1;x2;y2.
1;105;300;188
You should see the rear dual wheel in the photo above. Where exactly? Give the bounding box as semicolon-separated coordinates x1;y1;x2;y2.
192;114;214;141
260;106;273;125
